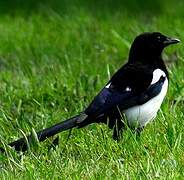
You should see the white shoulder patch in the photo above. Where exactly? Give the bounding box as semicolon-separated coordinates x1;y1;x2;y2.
151;69;166;85
125;87;131;92
105;82;111;88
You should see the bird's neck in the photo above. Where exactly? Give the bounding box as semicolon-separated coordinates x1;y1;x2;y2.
128;54;169;78
156;56;169;78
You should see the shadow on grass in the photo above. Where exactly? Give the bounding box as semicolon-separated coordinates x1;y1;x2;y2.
0;0;164;16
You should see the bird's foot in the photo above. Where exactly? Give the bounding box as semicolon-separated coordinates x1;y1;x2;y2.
134;126;144;139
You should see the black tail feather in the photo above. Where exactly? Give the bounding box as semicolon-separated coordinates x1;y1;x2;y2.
1;114;84;152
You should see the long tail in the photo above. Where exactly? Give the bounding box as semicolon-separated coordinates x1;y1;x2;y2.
0;113;88;152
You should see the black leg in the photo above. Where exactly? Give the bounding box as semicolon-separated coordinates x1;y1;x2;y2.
135;126;144;137
112;119;124;141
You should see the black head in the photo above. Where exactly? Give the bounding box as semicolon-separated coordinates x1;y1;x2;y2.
128;32;180;64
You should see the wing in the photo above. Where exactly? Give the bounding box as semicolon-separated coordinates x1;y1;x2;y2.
85;63;166;117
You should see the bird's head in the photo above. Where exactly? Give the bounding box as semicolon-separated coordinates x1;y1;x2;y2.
128;32;180;64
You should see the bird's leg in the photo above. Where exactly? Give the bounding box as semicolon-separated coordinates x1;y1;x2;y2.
135;126;144;137
112;119;124;141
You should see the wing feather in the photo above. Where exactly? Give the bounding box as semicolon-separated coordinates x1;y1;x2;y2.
85;64;166;117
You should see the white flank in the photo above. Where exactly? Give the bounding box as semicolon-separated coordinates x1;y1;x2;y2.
124;69;168;128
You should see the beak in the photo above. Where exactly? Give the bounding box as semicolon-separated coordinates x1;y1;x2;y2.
164;37;180;46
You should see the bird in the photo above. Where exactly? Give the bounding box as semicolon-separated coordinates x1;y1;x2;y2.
0;32;180;152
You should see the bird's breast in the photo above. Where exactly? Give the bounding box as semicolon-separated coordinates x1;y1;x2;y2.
124;70;168;128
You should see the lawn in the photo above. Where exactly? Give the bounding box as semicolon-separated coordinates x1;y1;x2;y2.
0;0;184;179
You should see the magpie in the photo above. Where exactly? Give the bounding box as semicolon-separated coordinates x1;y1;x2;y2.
0;32;180;152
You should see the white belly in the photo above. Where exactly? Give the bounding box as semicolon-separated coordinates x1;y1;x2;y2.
124;76;168;128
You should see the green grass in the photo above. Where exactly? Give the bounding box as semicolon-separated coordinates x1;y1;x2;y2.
0;0;184;179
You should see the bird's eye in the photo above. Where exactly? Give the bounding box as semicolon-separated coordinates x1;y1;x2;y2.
157;36;162;42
